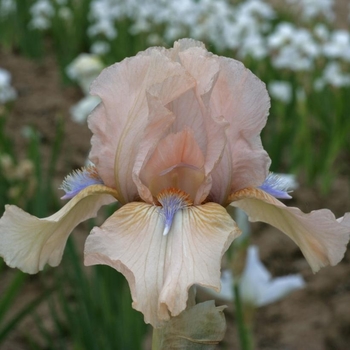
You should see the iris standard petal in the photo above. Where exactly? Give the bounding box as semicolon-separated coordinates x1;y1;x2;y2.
89;48;194;203
210;57;271;196
174;45;230;204
0;185;117;274
84;201;240;327
140;129;205;202
229;188;350;272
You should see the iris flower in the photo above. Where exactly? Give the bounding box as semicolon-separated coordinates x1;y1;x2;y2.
205;246;305;307
0;39;349;327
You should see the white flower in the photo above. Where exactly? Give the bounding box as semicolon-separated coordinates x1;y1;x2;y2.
87;19;117;40
314;24;329;42
268;81;292;104
238;33;268;60
323;30;350;62
0;0;16;17
66;53;104;94
29;0;54;30
315;62;350;89
268;23;320;71
87;0;122;40
0;68;17;104
58;7;72;21
90;41;110;55
273;46;313;71
268;22;295;49
207;246;305;307
70;96;100;124
286;0;335;22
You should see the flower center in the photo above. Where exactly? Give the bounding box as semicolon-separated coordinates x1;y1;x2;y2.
147;165;205;204
157;188;192;236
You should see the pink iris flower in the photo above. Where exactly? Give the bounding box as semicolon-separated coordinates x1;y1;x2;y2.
0;39;349;327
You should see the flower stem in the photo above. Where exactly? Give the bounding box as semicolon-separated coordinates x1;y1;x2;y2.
233;282;254;350
151;327;161;350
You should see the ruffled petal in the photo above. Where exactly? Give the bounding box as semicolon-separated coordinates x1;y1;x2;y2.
89;48;194;204
229;188;350;272
140;129;205;201
132;92;177;204
84;202;240;327
174;46;230;203
210;57;271;195
0;185;117;274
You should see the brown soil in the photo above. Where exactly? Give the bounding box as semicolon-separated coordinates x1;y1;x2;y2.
1;32;350;350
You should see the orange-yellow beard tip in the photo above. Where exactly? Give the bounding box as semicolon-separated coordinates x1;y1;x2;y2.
156;187;193;206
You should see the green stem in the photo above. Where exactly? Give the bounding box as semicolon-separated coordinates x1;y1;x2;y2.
151;327;161;350
233;283;254;350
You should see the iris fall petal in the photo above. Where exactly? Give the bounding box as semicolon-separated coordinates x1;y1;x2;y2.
0;185;117;274
210;56;271;197
84;201;240;327
229;188;350;272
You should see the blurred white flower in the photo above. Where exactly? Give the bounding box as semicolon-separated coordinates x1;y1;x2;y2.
209;246;305;307
88;0;122;40
287;0;335;22
0;0;16;17
88;19;118;40
323;30;350;62
90;41;110;55
29;0;54;30
66;53;104;94
314;24;329;42
58;7;72;21
315;62;350;90
0;68;17;104
268;23;319;71
268;81;292;103
70;96;100;123
274;47;313;71
147;33;163;45
86;0;276;59
238;33;268;60
268;22;295;49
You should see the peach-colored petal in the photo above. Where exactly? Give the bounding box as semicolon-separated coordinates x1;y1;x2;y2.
0;185;117;274
208;146;233;204
167;38;206;60
132;92;177;204
338;213;350;227
84;202;240;327
210;57;271;195
173;46;230;203
229;188;350;272
138;41;229;205
140;129;205;201
89;49;194;203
